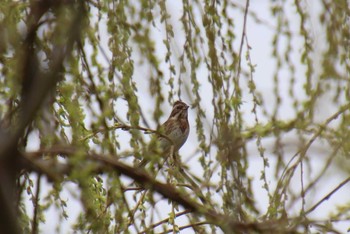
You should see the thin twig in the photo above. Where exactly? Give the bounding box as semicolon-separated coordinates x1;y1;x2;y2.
178;167;207;204
138;210;191;234
300;160;305;216
287;142;342;210
271;103;350;207
161;221;210;234
305;176;350;215
31;175;41;234
235;0;250;80
127;191;147;229
80;123;174;148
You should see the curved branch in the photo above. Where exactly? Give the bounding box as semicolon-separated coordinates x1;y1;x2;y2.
80;123;175;147
22;146;282;233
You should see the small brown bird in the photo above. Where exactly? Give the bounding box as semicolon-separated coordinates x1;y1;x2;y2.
138;100;189;167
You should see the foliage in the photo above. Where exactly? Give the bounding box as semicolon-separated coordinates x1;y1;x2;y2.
0;0;349;233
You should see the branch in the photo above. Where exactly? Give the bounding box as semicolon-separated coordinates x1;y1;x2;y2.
270;103;350;213
22;147;284;233
304;176;350;215
235;0;250;81
161;221;210;234
80;123;175;148
31;175;42;234
138;210;191;234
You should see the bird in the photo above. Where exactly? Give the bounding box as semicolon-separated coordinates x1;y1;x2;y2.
138;100;190;167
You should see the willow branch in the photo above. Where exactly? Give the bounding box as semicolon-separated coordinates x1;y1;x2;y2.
80;124;174;147
22;147;282;233
305;176;350;215
138;210;191;234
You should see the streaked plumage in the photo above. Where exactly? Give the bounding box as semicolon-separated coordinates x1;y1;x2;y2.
138;100;189;167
